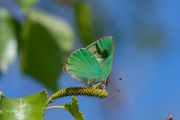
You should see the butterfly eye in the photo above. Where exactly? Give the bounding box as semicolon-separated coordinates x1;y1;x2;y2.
105;79;110;86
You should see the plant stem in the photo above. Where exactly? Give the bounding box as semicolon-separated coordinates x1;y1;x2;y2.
45;106;64;110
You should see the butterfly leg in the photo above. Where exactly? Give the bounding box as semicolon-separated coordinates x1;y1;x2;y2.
92;83;106;90
100;84;106;90
92;83;101;89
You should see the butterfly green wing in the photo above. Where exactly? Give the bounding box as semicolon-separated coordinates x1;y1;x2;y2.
86;36;114;80
64;48;102;85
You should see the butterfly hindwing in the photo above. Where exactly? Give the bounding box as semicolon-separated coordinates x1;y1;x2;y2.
86;36;114;80
64;48;102;85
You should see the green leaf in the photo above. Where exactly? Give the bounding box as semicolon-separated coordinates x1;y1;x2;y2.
17;0;39;13
11;16;22;52
0;8;17;73
0;90;48;120
21;11;74;91
64;96;84;120
74;3;94;46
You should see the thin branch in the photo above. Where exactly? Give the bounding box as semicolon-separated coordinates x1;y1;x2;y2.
45;106;64;110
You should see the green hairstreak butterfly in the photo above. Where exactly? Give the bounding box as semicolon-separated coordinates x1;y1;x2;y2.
64;36;114;90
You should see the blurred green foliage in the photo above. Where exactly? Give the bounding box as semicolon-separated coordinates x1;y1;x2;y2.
17;0;39;13
0;8;17;73
0;1;75;90
0;0;97;91
74;3;94;46
21;11;74;91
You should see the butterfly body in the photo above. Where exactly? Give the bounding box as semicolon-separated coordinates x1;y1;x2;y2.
64;36;114;89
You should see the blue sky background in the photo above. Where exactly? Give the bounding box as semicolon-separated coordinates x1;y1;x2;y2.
0;0;180;120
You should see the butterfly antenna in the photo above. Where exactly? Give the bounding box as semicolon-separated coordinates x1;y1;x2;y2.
110;81;120;92
111;78;122;81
